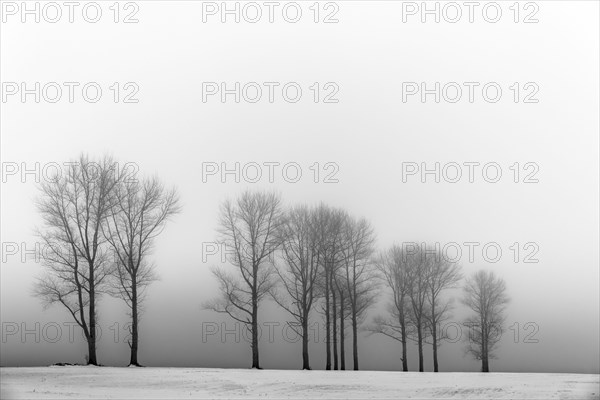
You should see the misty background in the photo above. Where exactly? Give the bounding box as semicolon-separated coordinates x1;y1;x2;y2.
1;1;599;373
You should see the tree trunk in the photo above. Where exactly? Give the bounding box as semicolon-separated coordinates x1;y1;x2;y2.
432;309;438;372
432;332;438;372
332;281;338;370
325;269;331;370
482;331;489;372
352;312;359;371
129;278;140;366
417;323;424;372
251;298;260;369
86;336;96;365
481;324;488;372
302;317;310;370
88;267;98;365
400;315;408;372
482;345;489;373
401;336;408;371
76;270;93;366
340;291;345;370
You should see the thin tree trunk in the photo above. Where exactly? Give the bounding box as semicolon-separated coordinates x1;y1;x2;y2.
432;331;438;372
75;264;93;365
302;316;310;370
432;307;438;372
401;334;408;371
129;277;139;366
325;269;331;370
88;266;97;365
417;323;424;372
351;264;359;371
251;298;260;369
400;314;408;372
352;312;358;371
332;280;338;370
340;291;345;370
482;329;489;372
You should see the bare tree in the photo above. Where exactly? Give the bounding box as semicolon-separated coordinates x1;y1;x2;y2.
103;175;180;366
270;205;320;370
462;269;509;372
313;204;346;370
333;273;352;371
369;244;460;372
340;215;377;370
34;155;119;365
205;191;283;369
404;243;431;372
369;244;412;371
424;252;462;372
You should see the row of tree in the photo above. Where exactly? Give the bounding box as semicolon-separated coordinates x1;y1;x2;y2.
35;155;180;366
34;155;509;372
370;247;509;373
206;191;510;372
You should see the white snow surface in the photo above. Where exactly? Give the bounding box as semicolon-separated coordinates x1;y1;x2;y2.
1;367;598;399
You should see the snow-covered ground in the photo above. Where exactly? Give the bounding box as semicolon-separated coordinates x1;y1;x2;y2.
1;367;598;399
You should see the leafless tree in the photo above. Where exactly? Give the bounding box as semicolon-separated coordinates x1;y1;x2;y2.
368;244;461;372
369;244;412;371
34;155;119;365
103;175;180;366
205;191;283;369
462;269;509;372
270;205;320;370
313;204;346;370
404;243;431;372
424;252;462;372
340;215;378;370
333;272;352;371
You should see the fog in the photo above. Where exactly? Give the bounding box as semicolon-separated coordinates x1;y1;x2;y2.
1;1;598;374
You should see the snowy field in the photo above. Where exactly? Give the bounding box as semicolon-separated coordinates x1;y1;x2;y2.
1;367;598;399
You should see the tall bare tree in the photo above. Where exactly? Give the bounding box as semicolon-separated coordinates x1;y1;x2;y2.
270;205;320;370
333;271;352;370
404;243;431;372
425;252;462;372
34;155;119;365
313;205;346;370
206;191;283;369
103;175;180;366
340;216;377;370
462;270;509;372
370;244;412;371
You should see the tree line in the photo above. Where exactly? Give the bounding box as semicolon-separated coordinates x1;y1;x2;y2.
205;191;509;373
35;155;509;372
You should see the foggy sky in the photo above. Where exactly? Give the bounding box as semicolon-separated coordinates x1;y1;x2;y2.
1;1;599;374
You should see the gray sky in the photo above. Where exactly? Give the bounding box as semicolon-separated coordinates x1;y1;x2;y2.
1;1;599;373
